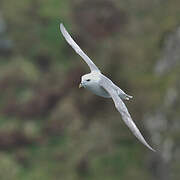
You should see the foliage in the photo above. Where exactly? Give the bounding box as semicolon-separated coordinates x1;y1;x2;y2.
0;0;180;179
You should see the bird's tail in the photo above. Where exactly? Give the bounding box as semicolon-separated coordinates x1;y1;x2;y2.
120;93;133;100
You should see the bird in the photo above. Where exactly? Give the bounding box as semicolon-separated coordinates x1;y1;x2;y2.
60;23;155;151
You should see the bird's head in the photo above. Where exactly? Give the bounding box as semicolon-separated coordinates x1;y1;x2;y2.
79;72;100;88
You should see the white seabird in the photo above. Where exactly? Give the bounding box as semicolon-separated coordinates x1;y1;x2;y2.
60;23;155;151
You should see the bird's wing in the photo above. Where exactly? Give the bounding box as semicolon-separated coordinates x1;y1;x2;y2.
99;75;155;151
60;23;100;72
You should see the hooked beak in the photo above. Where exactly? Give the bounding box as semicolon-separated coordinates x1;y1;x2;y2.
79;83;83;88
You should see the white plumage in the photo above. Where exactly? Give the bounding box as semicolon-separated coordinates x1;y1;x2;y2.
60;23;155;151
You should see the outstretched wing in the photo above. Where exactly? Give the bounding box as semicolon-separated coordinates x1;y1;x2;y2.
60;23;100;72
99;75;155;151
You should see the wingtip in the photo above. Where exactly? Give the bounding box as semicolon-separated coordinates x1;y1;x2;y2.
149;146;156;152
60;23;64;30
146;143;156;152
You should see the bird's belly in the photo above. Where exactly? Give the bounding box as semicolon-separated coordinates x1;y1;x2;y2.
86;84;111;98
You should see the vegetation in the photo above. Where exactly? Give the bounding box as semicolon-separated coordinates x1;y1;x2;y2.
0;0;180;179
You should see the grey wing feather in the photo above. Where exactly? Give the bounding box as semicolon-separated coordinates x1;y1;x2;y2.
99;76;155;151
60;23;100;72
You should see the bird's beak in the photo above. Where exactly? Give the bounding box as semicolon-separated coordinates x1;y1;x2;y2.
79;83;83;88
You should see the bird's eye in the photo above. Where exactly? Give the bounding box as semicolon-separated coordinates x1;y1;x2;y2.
86;79;91;82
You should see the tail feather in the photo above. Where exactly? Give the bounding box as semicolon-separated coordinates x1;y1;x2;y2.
121;94;133;100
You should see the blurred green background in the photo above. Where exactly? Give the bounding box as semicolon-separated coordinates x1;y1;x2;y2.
0;0;180;179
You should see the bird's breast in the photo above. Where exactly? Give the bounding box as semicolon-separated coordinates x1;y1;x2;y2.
85;83;111;98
